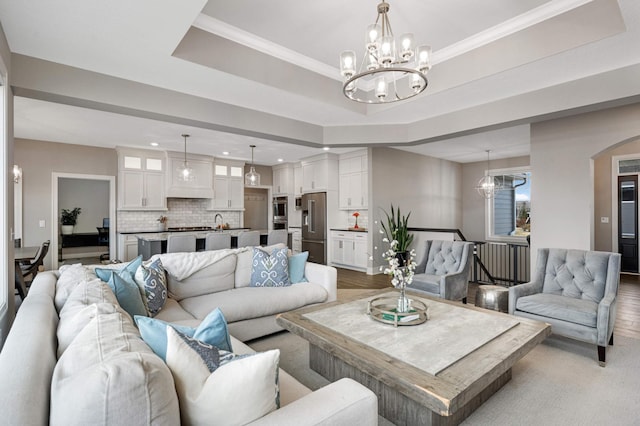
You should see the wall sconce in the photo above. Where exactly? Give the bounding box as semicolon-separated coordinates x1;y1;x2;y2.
13;165;21;184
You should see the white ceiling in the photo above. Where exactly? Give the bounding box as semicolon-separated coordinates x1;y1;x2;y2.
1;0;639;165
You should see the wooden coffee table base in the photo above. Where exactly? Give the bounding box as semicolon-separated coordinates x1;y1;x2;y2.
310;344;511;426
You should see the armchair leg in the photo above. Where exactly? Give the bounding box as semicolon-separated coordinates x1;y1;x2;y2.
598;345;606;367
462;297;467;304
609;333;614;346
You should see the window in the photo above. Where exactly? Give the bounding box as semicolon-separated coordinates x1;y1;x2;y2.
486;168;531;242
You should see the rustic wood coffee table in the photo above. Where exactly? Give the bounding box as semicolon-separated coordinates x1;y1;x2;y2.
277;289;551;425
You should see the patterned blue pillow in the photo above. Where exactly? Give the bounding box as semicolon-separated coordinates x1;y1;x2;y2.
135;258;167;316
250;247;291;287
173;329;249;373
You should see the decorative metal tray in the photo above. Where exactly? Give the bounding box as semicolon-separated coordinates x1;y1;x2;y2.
367;296;429;327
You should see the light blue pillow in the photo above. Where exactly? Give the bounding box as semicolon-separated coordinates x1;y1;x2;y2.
250;247;290;287
95;255;143;282
288;251;309;283
107;272;148;318
135;308;233;360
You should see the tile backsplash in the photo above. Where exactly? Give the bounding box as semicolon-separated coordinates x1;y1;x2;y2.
117;198;241;232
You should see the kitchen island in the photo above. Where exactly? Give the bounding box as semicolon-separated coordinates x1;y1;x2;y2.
135;229;289;259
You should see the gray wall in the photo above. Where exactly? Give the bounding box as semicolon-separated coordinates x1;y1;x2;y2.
59;178;109;233
593;137;640;252
530;102;640;265
14;139;117;269
370;147;462;270
461;156;530;242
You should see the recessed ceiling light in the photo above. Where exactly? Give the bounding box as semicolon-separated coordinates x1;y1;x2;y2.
150;142;159;147
323;147;330;151
222;151;229;156
277;158;284;162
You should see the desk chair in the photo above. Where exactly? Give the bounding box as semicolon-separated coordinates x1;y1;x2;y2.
14;261;28;300
166;234;196;253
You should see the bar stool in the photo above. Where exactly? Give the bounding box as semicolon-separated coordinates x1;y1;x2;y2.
267;229;288;246
205;233;231;251
167;234;196;253
237;231;260;247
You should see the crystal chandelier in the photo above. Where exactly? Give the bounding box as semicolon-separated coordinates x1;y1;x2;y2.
476;150;503;199
339;1;432;104
245;144;260;186
177;134;195;182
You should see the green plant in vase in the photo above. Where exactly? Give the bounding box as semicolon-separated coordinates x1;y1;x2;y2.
380;204;414;263
61;207;81;235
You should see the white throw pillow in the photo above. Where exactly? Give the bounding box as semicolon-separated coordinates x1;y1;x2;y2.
165;326;280;426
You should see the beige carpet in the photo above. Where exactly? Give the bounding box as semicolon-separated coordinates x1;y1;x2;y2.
249;290;640;426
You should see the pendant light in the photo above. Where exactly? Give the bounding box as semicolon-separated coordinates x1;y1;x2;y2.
245;144;260;186
476;150;503;199
177;134;195;182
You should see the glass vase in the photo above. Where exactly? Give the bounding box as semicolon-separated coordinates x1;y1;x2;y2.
397;286;411;313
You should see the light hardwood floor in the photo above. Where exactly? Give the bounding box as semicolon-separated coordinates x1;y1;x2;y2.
336;268;640;340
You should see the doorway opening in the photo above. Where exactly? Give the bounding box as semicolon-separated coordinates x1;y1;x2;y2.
51;173;116;269
244;187;269;230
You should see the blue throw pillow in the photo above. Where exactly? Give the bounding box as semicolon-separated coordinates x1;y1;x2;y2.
95;255;143;282
107;272;148;319
135;308;233;360
250;247;290;287
288;251;309;283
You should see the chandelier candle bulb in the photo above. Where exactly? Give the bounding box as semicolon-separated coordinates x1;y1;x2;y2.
417;45;432;72
340;51;356;77
375;76;388;100
366;24;381;51
400;33;414;60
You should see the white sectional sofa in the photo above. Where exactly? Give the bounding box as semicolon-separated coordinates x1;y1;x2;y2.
0;246;378;425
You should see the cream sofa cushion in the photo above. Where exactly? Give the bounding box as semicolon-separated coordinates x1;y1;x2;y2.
54;264;98;312
57;279;121;356
166;254;237;300
50;311;179;425
179;284;328;322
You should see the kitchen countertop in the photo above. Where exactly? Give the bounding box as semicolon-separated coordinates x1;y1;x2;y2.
330;228;368;232
136;229;291;242
119;227;249;235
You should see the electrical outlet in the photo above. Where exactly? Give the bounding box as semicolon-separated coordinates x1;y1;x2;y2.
600;217;609;224
39;220;45;228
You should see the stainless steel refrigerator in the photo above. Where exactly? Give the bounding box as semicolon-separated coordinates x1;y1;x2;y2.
302;192;326;264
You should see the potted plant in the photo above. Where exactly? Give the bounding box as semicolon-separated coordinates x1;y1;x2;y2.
380;204;414;265
61;207;81;235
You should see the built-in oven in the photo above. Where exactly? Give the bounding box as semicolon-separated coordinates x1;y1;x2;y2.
273;196;288;229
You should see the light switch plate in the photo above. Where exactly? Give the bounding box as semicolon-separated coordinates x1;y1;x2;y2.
39;220;46;228
600;217;609;224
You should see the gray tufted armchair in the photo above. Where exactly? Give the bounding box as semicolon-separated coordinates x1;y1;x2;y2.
509;248;621;366
410;240;474;303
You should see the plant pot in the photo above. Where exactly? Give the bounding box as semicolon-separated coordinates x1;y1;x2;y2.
61;225;74;235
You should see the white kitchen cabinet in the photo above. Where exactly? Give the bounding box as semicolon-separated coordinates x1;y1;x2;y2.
272;163;293;196
339;151;368;210
330;230;368;270
117;234;139;262
211;161;244;210
165;152;214;198
290;228;302;254
301;153;338;193
293;163;303;196
117;149;166;210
